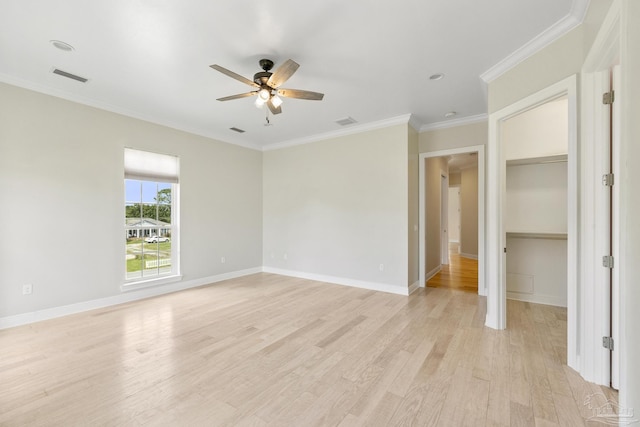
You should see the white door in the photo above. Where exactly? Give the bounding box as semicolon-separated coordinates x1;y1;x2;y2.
610;65;620;389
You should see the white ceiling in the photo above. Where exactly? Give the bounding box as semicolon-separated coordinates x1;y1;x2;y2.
0;0;587;150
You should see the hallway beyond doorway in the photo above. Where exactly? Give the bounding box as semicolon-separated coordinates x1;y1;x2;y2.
427;243;478;293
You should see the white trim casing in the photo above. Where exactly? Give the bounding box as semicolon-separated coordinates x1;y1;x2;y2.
579;0;622;387
261;267;410;296
1;266;415;330
262;114;415;151
480;0;589;83
419;145;485;296
419;114;488;133
0;267;263;330
408;281;421;295
506;292;567;308
487;76;578;374
0;72;263;152
424;265;442;283
580;71;614;386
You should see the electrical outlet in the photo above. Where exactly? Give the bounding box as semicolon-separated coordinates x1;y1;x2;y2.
221;257;225;263
283;253;288;260
379;264;384;272
22;284;32;295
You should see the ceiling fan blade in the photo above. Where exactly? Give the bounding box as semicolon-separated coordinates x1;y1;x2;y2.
210;64;259;88
217;92;256;101
267;98;282;114
267;59;300;88
278;88;324;101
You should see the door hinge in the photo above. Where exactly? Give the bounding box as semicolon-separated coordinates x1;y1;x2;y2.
603;90;615;105
602;255;614;268
603;336;614;351
602;173;614;187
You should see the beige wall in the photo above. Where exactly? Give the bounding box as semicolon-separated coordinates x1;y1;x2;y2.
460;166;479;257
0;83;263;318
449;172;461;186
419;121;487;153
502;97;568;160
425;156;448;274
263;124;409;291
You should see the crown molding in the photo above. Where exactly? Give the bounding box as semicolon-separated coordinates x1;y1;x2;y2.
408;114;422;132
480;0;589;83
0;73;263;152
571;0;590;22
262;114;414;151
419;113;488;133
1;73;421;154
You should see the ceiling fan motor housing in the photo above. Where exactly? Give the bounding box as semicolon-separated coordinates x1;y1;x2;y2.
253;71;272;86
255;59;275;85
259;59;274;71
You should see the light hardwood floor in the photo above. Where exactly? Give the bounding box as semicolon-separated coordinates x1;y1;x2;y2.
0;273;616;426
427;243;478;293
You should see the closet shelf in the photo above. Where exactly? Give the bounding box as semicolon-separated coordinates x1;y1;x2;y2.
506;231;567;240
506;154;567;166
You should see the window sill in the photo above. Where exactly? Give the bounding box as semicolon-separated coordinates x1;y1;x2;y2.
121;274;183;292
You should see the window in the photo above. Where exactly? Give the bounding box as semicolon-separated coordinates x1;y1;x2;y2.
124;148;179;285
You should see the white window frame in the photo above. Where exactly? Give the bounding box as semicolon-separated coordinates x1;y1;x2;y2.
123;148;181;291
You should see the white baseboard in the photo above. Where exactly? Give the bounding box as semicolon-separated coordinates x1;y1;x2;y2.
506;292;567;308
423;266;442;286
262;266;409;296
460;253;479;260
408;281;420;295
0;267;262;330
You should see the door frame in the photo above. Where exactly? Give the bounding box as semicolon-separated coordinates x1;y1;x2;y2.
580;0;621;386
486;75;578;370
419;145;485;295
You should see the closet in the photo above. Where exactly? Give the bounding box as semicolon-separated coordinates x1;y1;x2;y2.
503;97;568;307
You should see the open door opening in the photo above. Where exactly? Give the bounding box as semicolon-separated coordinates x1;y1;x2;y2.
419;146;485;296
487;75;578;374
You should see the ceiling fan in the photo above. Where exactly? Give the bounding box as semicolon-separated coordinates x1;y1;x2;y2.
210;59;324;115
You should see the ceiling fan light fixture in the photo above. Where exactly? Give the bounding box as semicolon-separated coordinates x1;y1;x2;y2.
255;97;266;108
258;88;271;101
271;95;283;108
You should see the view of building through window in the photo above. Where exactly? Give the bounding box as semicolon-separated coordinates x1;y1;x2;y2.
125;179;174;280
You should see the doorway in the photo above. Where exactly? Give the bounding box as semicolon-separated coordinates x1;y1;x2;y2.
418;145;485;296
487;75;578;369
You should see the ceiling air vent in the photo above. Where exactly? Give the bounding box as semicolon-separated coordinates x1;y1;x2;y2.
230;127;245;133
335;117;357;126
52;68;88;83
